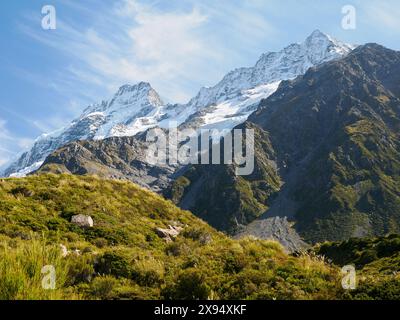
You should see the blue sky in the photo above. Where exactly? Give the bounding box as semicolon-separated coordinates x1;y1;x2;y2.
1;0;400;168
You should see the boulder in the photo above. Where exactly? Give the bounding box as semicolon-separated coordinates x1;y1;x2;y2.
156;225;183;242
71;214;94;228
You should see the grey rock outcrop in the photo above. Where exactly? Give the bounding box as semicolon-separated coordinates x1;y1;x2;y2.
155;225;184;242
71;214;94;228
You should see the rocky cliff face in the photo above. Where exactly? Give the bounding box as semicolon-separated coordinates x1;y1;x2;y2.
3;31;353;178
36;133;177;192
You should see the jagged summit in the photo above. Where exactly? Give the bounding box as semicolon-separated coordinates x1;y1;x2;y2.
81;81;163;118
308;29;326;37
113;82;162;104
305;29;332;43
3;31;355;177
186;30;354;112
117;82;151;94
2;81;165;177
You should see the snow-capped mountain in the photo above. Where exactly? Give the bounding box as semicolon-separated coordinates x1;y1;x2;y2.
2;82;164;177
185;30;354;110
3;30;355;177
83;82;164;139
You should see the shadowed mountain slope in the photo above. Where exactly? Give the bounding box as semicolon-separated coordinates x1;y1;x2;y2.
169;44;400;244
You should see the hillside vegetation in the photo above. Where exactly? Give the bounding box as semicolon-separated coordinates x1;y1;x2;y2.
315;235;400;300
0;174;343;300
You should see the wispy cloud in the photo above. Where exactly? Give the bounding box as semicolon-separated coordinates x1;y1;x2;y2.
0;105;66;135
367;1;400;32
361;0;400;32
19;0;217;103
0;119;34;168
18;0;277;104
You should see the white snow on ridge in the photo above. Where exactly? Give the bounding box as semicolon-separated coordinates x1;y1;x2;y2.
3;30;355;177
200;81;281;131
184;30;355;113
9;161;44;178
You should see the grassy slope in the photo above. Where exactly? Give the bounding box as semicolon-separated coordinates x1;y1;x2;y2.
0;174;342;300
315;234;400;299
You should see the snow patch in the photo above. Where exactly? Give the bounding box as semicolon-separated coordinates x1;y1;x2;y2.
9;161;44;178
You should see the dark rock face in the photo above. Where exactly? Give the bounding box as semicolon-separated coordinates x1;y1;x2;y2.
164;122;282;233
37;135;177;192
248;44;400;242
168;44;400;244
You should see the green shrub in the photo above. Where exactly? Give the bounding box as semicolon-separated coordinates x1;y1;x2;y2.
182;227;212;245
66;255;94;286
88;276;118;300
165;241;190;257
163;269;212;300
95;252;132;278
93;238;108;248
224;252;249;274
132;261;164;287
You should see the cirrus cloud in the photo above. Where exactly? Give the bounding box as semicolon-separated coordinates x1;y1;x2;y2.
19;0;277;104
0;118;34;169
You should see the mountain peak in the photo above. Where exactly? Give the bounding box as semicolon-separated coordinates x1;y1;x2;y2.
307;29;329;39
304;29;336;47
116;82;153;96
111;81;163;111
79;81;162;120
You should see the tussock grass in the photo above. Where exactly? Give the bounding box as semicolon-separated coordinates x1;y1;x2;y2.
0;237;79;300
